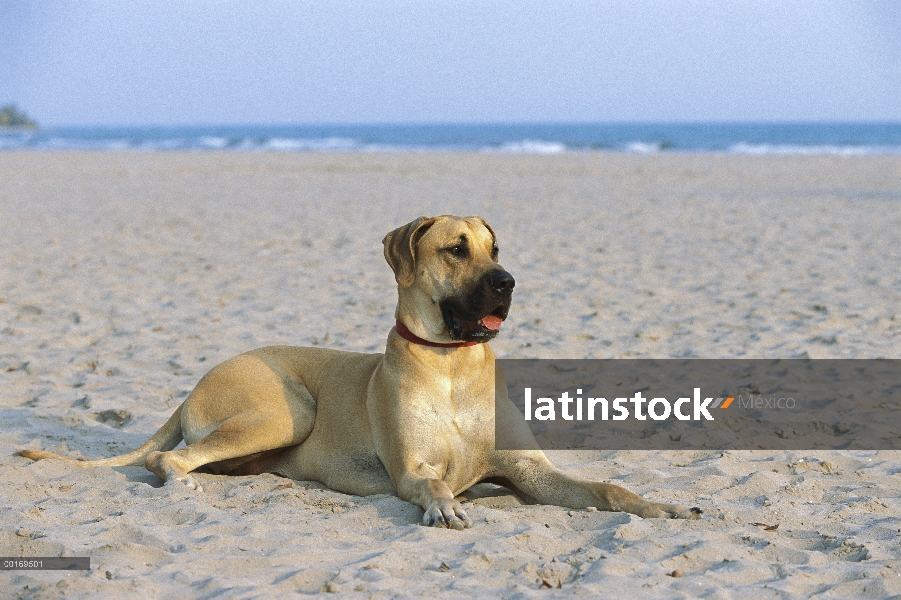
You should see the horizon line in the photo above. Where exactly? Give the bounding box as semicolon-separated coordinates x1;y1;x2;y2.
9;119;901;130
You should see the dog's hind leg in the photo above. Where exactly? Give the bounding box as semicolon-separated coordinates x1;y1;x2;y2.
144;409;313;491
143;350;321;490
17;404;186;468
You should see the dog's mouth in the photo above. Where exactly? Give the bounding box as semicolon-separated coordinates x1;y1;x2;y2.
441;302;510;342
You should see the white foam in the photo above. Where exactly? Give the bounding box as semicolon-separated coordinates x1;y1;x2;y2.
260;137;359;151
199;136;230;149
625;141;665;154
492;140;568;154
41;136;131;150
138;138;187;150
729;143;901;156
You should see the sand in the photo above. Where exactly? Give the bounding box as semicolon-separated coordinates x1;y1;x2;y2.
1;151;900;598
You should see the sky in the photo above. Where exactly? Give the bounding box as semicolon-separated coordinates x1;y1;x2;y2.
1;0;899;126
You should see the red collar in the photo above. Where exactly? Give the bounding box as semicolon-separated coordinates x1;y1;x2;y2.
395;320;479;348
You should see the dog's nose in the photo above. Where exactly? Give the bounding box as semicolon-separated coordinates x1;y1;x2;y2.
489;270;515;292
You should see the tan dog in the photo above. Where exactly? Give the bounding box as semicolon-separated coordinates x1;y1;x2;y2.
19;215;700;528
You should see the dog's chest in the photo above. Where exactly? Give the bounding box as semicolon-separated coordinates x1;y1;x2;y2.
414;381;494;460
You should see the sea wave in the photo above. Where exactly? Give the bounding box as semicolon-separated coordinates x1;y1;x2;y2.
728;143;901;156
257;137;360;151
624;141;670;154
3;124;901;155
492;140;568;154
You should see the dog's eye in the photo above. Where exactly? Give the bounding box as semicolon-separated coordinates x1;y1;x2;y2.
448;245;466;257
491;245;499;260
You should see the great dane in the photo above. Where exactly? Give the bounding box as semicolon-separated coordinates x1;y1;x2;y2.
19;215;701;528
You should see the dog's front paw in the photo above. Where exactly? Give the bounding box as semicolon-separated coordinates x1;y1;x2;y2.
423;499;473;530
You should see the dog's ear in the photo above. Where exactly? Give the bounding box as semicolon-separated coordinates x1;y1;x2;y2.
382;216;437;287
467;215;497;246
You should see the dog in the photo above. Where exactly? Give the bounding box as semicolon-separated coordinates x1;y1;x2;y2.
18;215;701;528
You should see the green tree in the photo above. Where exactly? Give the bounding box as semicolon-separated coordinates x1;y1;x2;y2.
0;105;38;128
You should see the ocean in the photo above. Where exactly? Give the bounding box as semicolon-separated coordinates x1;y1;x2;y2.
2;122;900;154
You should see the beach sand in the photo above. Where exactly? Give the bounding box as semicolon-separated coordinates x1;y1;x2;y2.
1;151;900;598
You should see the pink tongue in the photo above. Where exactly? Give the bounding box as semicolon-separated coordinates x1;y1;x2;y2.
481;315;503;330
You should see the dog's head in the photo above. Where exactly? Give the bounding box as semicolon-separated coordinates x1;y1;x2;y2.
383;215;514;343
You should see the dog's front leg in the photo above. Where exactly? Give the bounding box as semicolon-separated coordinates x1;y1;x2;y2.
492;450;702;519
394;465;473;530
492;370;701;519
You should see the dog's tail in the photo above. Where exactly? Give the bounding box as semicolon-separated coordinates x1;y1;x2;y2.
17;404;185;468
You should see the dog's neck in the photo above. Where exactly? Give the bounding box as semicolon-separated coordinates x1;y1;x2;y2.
394;321;479;348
